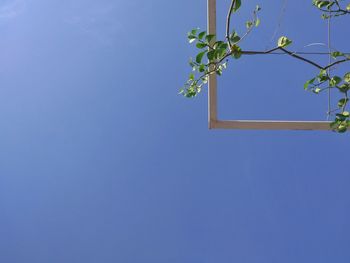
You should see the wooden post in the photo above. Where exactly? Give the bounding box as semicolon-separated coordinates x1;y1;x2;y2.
208;0;217;129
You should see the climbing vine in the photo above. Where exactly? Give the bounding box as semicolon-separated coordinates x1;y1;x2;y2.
180;0;350;132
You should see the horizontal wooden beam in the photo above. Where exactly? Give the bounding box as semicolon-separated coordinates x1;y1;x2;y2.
211;120;332;131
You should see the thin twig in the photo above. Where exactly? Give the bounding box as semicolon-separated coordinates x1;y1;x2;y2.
226;0;236;50
207;47;350;71
278;47;324;69
324;58;350;70
239;51;350;55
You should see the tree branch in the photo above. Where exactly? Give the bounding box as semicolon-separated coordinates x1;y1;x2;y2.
324;58;350;70
278;47;324;69
226;0;236;50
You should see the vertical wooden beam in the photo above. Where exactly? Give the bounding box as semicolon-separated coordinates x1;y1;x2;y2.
208;0;217;129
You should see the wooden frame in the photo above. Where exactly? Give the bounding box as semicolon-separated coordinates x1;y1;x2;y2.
207;0;331;130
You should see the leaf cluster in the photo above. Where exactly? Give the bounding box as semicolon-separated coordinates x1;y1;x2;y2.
312;0;350;18
180;3;260;98
179;29;232;98
305;70;350;132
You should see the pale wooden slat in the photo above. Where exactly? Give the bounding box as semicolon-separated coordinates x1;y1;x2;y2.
208;0;217;128
212;120;332;131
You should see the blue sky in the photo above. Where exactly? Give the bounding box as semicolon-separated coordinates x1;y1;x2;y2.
0;0;349;262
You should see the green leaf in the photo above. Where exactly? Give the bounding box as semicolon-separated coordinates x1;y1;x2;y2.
330;76;342;87
344;72;350;83
205;34;215;44
233;0;241;12
331;51;344;59
338;125;348;133
245;21;253;29
202;76;208;84
347;3;350;11
214;41;227;49
342;111;350;118
338;84;350;93
278;36;292;48
187;30;198;43
207;50;215;61
313;88;321;94
319;75;329;82
190;28;198;35
313;0;331;9
338;98;349;108
231;45;242;59
196;43;207;49
304;78;316;90
220;43;228;49
196;51;206;64
230;31;241;43
255;18;261;27
198;31;206;40
325;2;334;10
216;48;227;59
319;69;327;76
199;64;205;72
336;113;347;121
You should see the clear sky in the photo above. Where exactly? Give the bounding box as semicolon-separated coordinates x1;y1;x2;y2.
0;0;350;262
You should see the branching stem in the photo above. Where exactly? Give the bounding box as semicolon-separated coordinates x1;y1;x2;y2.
226;0;236;50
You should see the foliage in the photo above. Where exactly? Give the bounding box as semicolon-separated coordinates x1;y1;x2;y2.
312;0;350;18
181;0;350;132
